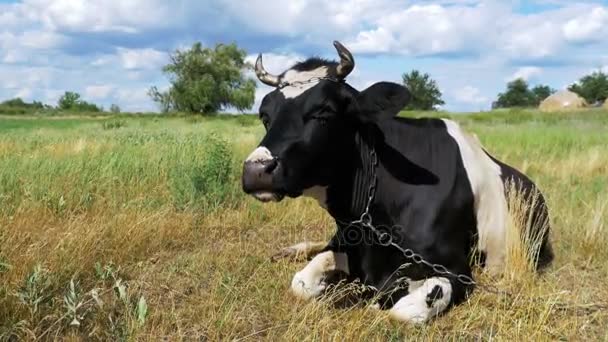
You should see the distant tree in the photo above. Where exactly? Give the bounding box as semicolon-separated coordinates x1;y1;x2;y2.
401;70;445;110
531;85;556;105
110;104;121;113
57;91;101;112
148;42;256;114
58;91;81;110
1;98;45;109
568;71;608;105
494;78;536;108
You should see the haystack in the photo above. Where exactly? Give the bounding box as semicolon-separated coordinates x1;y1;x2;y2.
539;90;587;112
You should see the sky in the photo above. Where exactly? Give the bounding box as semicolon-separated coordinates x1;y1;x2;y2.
1;0;607;113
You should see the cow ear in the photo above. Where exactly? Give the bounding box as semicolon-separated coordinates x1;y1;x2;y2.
348;82;410;123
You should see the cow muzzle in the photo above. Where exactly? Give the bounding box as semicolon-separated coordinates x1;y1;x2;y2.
242;147;284;202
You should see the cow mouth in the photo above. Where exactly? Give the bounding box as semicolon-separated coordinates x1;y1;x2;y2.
252;191;285;203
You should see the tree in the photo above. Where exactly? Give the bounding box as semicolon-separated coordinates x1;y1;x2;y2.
494;79;556;108
110;104;121;113
148;42;256;114
568;71;608;105
1;98;44;109
57;91;101;112
531;84;556;105
58;91;81;110
401;70;444;110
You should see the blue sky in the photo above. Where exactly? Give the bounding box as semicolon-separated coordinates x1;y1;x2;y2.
1;0;607;112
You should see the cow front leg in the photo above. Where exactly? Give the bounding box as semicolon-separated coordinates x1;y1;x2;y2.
388;277;454;324
271;241;327;262
291;250;349;300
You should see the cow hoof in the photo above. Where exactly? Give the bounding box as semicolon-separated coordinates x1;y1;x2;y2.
291;272;326;300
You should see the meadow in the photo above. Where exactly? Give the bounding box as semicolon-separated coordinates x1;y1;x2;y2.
0;110;607;340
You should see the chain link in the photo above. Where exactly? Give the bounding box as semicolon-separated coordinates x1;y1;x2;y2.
350;142;479;288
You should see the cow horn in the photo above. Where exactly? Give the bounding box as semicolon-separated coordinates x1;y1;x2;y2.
255;54;280;87
333;41;355;79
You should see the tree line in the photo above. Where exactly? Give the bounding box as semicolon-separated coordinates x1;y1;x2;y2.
1;91;120;115
147;41;607;113
2;42;607;115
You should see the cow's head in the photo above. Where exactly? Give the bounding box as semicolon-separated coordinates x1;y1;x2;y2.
242;41;410;202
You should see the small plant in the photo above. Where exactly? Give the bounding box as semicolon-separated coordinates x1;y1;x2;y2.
102;119;127;130
64;278;84;327
136;296;148;326
16;264;51;316
94;261;120;281
0;256;10;273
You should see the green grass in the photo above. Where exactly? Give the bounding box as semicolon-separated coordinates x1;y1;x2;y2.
0;109;607;340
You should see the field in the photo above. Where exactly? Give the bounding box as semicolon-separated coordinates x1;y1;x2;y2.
0;110;607;340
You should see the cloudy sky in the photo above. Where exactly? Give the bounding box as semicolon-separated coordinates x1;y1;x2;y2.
1;0;607;112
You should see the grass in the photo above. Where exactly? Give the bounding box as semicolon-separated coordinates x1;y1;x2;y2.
0;109;607;340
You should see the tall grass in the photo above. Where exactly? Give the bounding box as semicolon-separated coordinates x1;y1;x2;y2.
1;111;607;340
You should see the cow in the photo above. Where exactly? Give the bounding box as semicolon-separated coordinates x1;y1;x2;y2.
241;41;553;323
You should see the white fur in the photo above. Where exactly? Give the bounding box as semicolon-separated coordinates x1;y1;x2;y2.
442;119;508;273
280;67;329;99
302;186;328;209
245;146;273;163
253;192;280;202
284;241;326;255
291;251;349;300
389;277;452;324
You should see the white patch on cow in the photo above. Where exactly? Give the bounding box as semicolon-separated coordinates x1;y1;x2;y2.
245;146;274;163
302;186;328;209
442;119;508;273
389;277;452;324
291;250;349;300
280;67;329;99
253;192;279;202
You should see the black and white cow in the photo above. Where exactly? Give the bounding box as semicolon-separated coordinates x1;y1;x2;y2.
242;41;553;323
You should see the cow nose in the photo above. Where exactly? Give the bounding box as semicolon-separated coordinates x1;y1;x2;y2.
242;158;279;193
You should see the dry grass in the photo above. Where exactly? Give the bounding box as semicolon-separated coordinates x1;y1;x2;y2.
1;112;607;340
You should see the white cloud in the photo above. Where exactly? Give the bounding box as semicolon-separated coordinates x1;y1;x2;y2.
24;0;174;33
116;88;154;112
85;85;113;99
507;67;543;82
245;53;304;75
117;48;167;70
562;7;608;43
1;0;608;113
452;85;488;105
14;88;33;100
348;3;498;56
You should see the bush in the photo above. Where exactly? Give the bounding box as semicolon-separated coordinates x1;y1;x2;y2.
102;120;127;130
569;71;608;105
169;133;236;210
0;98;49;115
58;92;102;112
494;79;555;108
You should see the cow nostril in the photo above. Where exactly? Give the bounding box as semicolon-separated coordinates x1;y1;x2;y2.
263;158;279;174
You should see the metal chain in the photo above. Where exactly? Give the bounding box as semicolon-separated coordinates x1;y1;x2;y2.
349;141;479;288
345;136;608;316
